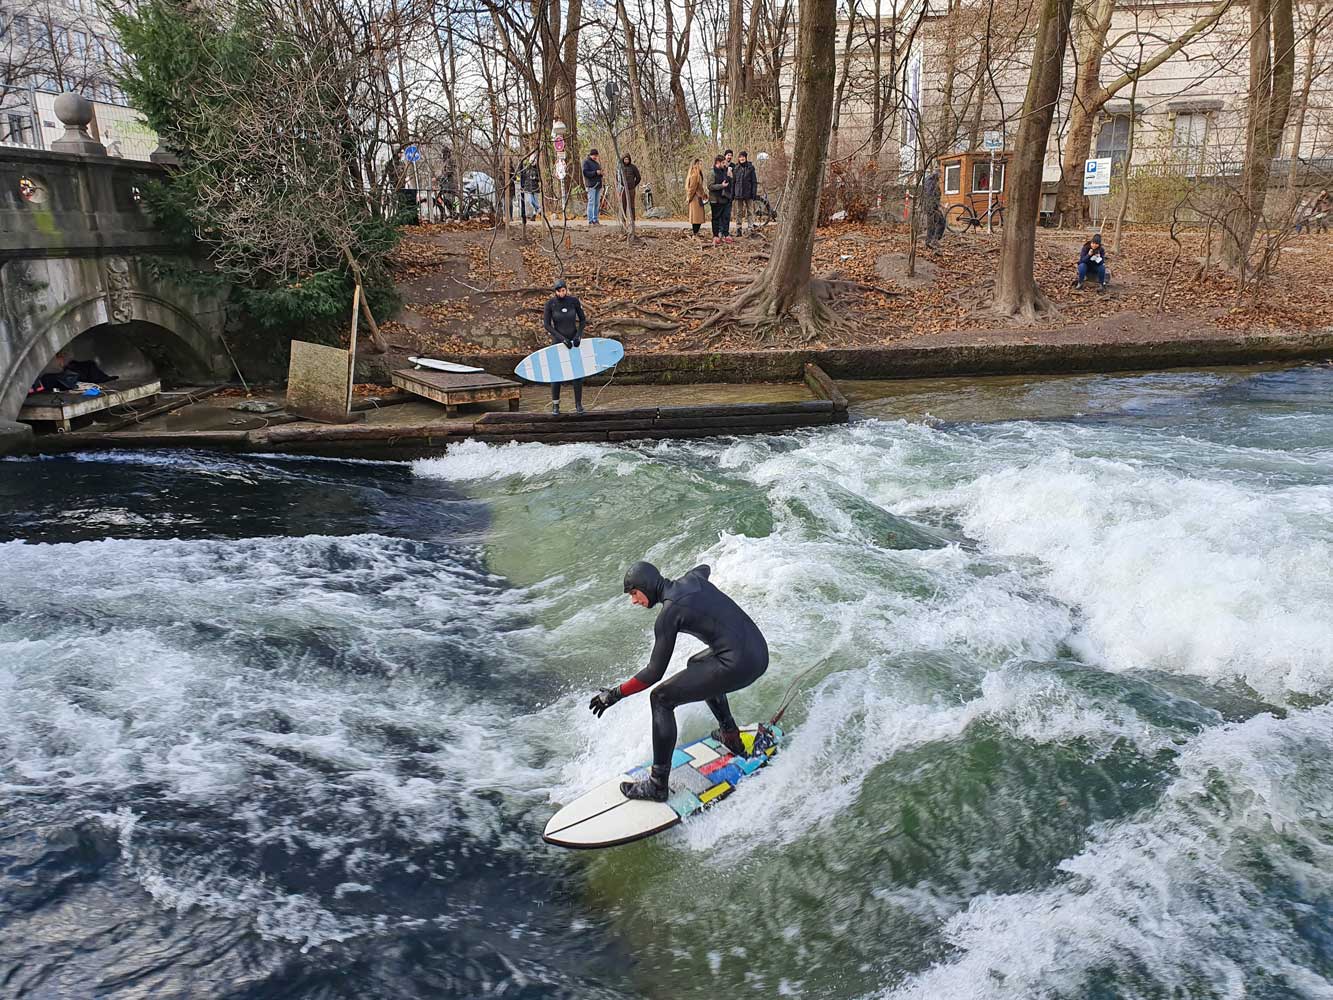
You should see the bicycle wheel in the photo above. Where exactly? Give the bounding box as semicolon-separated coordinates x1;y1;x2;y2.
754;195;776;227
946;204;975;234
464;197;495;223
990;207;1004;231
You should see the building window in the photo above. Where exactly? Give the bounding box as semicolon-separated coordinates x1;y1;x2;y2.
54;25;68;52
72;29;88;58
6;113;36;146
1096;115;1132;166
943;163;961;195
1172;112;1208;169
972;160;1005;194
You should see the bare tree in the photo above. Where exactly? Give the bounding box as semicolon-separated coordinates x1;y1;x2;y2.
700;0;840;342
1221;0;1296;268
993;0;1076;319
1052;0;1234;227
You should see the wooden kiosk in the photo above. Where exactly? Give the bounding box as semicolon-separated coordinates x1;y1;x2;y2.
939;150;1010;228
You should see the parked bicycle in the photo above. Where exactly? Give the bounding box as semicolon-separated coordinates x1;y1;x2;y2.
754;191;780;228
946;200;1004;234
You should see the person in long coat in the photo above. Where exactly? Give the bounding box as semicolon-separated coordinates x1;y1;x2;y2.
685;159;708;236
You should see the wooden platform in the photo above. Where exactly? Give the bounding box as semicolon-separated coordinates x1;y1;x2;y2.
390;368;521;416
19;379;161;432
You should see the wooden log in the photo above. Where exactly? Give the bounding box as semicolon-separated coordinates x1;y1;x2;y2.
463;418;657;435
655;400;834;419
470;431;611;445
651;413;834;431
256;420;473;444
803;363;849;411
477;407;659;424
608;426;819;442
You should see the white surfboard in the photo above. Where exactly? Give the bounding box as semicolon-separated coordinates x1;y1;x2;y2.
515;337;624;384
543;724;783;849
408;356;486;374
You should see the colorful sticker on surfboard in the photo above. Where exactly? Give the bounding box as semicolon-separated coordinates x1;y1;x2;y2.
515;337;624;384
542;724;784;849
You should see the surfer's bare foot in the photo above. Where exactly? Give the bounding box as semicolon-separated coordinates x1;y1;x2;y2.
712;727;747;758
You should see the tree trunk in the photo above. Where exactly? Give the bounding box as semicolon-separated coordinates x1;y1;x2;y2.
993;0;1075;319
1111;54;1140;254
664;0;696;137
1222;0;1295;269
727;0;744;119
713;0;837;341
830;2;859;160
870;0;884;157
1053;0;1234;227
556;0;582;199
614;0;649;138
1286;2;1323;188
938;0;962;148
1053;0;1114;227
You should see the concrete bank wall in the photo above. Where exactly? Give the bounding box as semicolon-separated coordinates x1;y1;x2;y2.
406;330;1333;386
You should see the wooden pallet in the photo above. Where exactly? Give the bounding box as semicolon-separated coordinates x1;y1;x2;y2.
390;368;521;416
20;379;161;432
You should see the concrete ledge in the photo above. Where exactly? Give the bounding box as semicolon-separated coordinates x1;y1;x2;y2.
439;330;1333;385
0;419;34;457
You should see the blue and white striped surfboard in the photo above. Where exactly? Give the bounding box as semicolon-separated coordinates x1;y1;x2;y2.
514;338;624;384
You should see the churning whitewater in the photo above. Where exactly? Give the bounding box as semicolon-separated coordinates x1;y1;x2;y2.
2;366;1331;999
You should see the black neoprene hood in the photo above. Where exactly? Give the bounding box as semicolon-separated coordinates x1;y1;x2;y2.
623;561;667;607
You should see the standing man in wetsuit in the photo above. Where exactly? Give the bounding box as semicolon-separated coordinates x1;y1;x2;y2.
589;562;769;802
542;279;587;415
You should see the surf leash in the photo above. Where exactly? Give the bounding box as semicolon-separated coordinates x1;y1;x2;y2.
754;657;832;753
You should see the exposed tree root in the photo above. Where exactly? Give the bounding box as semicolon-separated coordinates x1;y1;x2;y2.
697;274;854;347
991;284;1059;323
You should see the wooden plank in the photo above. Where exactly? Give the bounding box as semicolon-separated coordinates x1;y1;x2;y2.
477;406;659;424
655;400;834;419
20;379;161;423
258;420;473;444
803;363;849;411
392;369;517;391
471;431;611;445
609;427;805;442
466;418;658;435
651;413;835;431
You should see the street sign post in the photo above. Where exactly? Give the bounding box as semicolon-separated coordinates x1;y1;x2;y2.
982;132;1003;232
1083;157;1112;196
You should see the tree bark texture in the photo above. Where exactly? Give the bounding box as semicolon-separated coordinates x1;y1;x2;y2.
1222;0;1295;268
719;0;838;341
993;0;1075;319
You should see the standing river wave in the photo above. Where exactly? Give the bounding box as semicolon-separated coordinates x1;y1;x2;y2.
2;366;1331;999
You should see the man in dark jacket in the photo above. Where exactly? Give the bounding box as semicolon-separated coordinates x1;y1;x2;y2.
589;561;770;802
920;167;945;249
731;150;758;237
618;153;642;225
542;279;588;414
708;154;734;245
519;157;541;221
582;150;604;225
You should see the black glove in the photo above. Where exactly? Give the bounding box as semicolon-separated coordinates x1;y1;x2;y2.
589;686;622;718
563;337;575;350
572;334;582;348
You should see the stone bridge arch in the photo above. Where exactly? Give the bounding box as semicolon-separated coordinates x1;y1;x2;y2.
0;116;230;439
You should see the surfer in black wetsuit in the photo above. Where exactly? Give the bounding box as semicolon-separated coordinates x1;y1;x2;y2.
542;279;587;415
589;561;769;802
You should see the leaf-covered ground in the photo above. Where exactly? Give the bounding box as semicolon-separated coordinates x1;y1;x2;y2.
381;220;1333;356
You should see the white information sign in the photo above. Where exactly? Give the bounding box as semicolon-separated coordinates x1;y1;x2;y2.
982;130;1003;152
1083;157;1112;196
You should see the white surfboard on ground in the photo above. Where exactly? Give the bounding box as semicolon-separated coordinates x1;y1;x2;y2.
542;724;784;849
408;356;486;374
